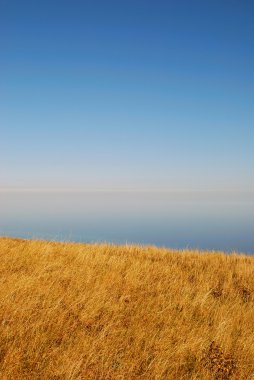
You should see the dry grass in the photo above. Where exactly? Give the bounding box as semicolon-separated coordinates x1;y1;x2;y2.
0;237;254;379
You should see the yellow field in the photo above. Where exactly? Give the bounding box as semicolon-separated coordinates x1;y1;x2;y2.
0;237;253;379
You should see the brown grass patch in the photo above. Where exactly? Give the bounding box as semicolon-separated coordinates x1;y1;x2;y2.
0;237;254;379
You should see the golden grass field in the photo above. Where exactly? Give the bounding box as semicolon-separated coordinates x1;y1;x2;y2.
0;237;254;379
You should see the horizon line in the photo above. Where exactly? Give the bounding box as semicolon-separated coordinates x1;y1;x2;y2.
1;187;254;194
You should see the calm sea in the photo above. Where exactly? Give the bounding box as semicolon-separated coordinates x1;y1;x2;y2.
0;190;253;254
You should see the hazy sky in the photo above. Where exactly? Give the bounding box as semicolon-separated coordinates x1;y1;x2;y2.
1;0;254;191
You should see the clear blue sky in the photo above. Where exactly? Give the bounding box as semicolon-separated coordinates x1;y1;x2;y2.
1;0;254;191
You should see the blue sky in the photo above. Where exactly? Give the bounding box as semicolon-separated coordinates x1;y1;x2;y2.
1;0;254;191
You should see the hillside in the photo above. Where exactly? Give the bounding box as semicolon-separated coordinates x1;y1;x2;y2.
0;237;253;379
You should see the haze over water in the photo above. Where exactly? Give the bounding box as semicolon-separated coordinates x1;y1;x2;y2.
1;190;253;254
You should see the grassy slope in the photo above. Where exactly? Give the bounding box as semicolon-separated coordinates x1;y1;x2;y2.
0;238;254;380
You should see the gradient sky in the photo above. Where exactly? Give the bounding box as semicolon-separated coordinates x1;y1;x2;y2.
1;0;254;191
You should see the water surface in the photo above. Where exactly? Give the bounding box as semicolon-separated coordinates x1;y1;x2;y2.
0;190;253;254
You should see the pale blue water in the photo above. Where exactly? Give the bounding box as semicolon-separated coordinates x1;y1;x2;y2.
0;191;253;254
